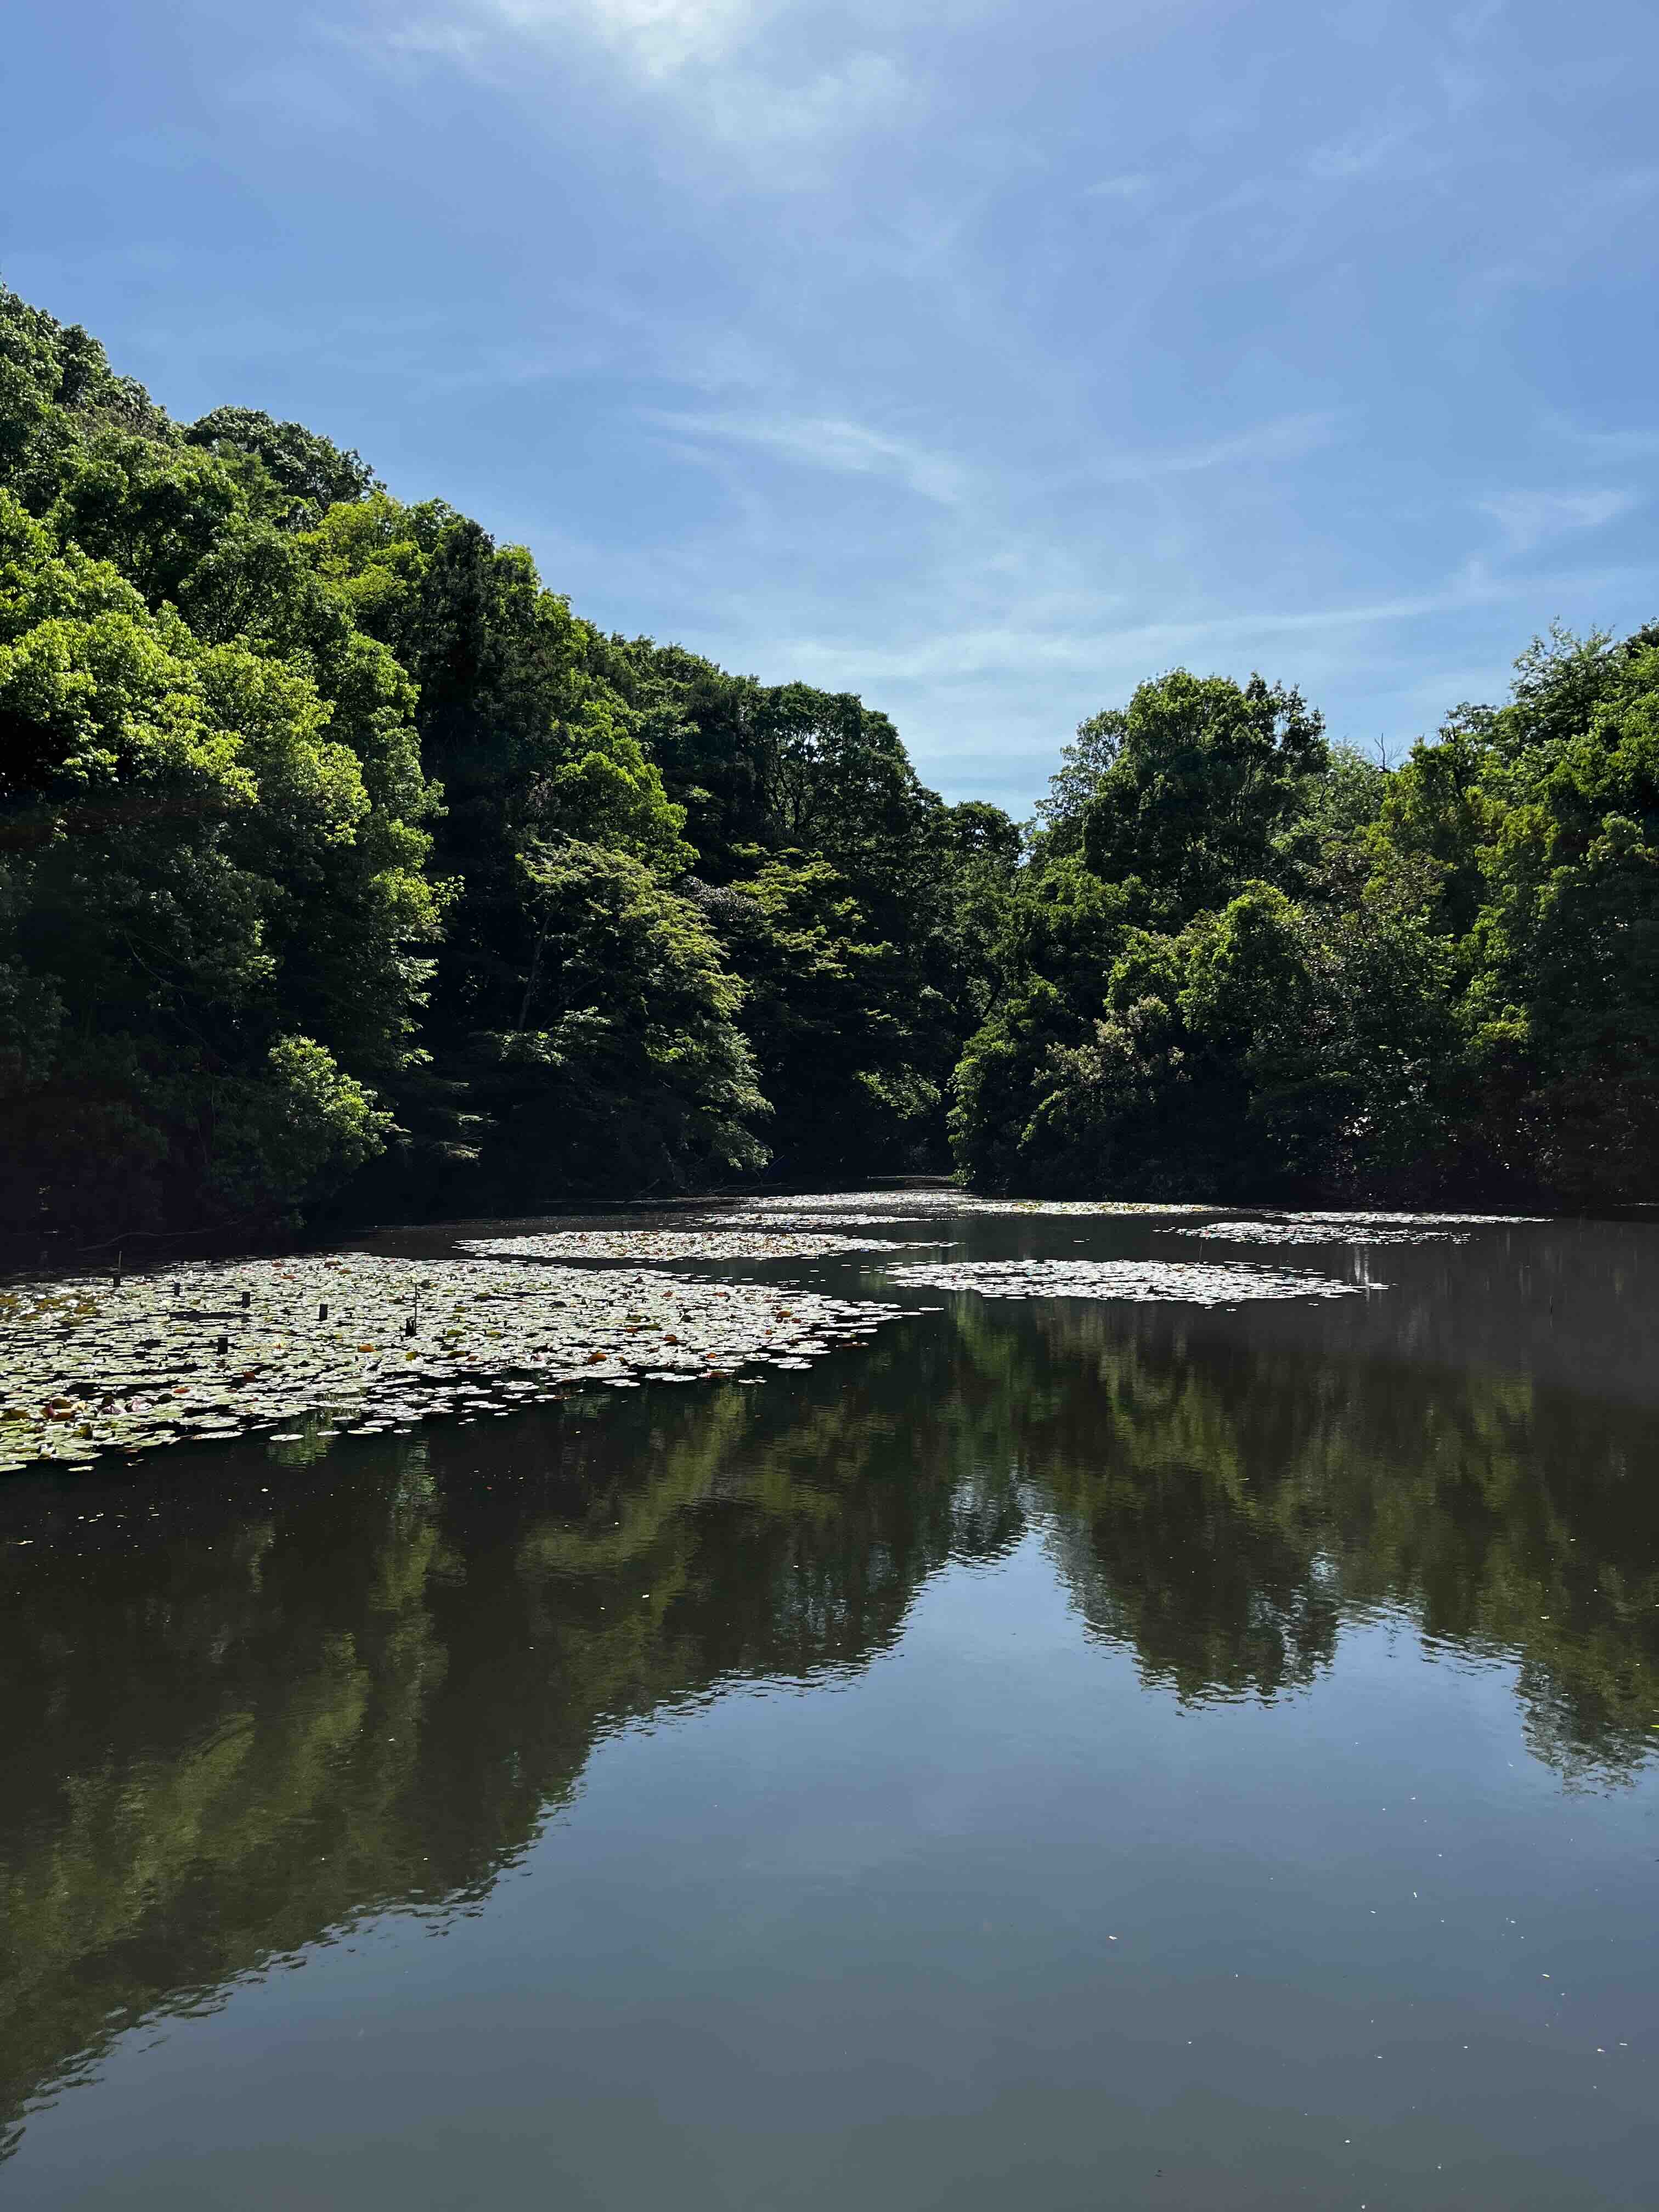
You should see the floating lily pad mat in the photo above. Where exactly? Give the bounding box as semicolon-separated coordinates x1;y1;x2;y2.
691;1212;930;1231
0;1255;907;1474
879;1258;1382;1303
1270;1210;1547;1225
1172;1218;1472;1246
458;1229;947;1262
730;1193;1218;1217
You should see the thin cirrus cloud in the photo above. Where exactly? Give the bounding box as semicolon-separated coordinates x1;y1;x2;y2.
1481;488;1642;554
369;0;767;73
1087;411;1348;483
641;407;1342;519
564;0;912;143
360;0;913;146
1082;174;1156;201
644;410;972;506
1306;114;1435;183
1545;416;1659;463
553;0;765;76
787;576;1564;692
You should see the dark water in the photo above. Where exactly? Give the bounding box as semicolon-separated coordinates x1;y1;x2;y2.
2;1207;1657;2209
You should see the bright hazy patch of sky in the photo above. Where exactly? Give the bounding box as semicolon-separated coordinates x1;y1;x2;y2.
4;0;1656;809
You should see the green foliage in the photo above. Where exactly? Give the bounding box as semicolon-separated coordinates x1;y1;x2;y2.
454;838;769;1200
184;405;379;525
304;495;687;874
5;276;1654;1227
692;851;927;1171
1034;706;1126;851
1460;627;1659;1199
955;636;1657;1205
954;672;1336;1195
610;651;927;899
948;855;1129;1188
0;472;432;1234
1024;872;1458;1197
206;1036;393;1218
605;646;1016;1176
1;286;822;1232
1080;669;1327;927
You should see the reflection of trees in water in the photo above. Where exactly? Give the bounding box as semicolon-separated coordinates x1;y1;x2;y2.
952;1299;1659;1778
2;1303;1656;2152
0;1334;981;2153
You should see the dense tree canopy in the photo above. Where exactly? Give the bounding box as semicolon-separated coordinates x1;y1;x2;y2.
0;285;1018;1238
1;279;1653;1235
952;637;1659;1206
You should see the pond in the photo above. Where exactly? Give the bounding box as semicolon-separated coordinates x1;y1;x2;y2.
2;1195;1656;2209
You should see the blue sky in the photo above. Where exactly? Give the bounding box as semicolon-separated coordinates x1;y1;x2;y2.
5;0;1657;811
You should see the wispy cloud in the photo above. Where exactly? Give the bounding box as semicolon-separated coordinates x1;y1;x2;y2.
781;592;1472;691
1307;108;1432;182
704;49;907;146
370;14;490;61
1480;487;1640;552
363;0;770;74
1088;411;1347;484
343;0;911;151
1545;416;1659;462
550;0;768;78
645;409;970;504
1083;173;1155;202
759;557;1659;696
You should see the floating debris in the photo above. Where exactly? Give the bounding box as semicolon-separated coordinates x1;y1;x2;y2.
0;1255;907;1474
457;1228;946;1263
879;1257;1382;1304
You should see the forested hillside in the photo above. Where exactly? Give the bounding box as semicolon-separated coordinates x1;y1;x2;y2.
0;286;1014;1239
2;284;1654;1238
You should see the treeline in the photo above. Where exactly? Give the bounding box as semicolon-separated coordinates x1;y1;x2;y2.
3;283;1655;1235
957;642;1659;1206
0;286;1015;1238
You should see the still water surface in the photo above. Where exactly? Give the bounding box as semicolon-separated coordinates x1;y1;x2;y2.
2;1204;1657;2208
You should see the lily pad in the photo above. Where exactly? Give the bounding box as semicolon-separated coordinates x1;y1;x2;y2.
0;1251;909;1474
458;1228;945;1262
878;1257;1383;1304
